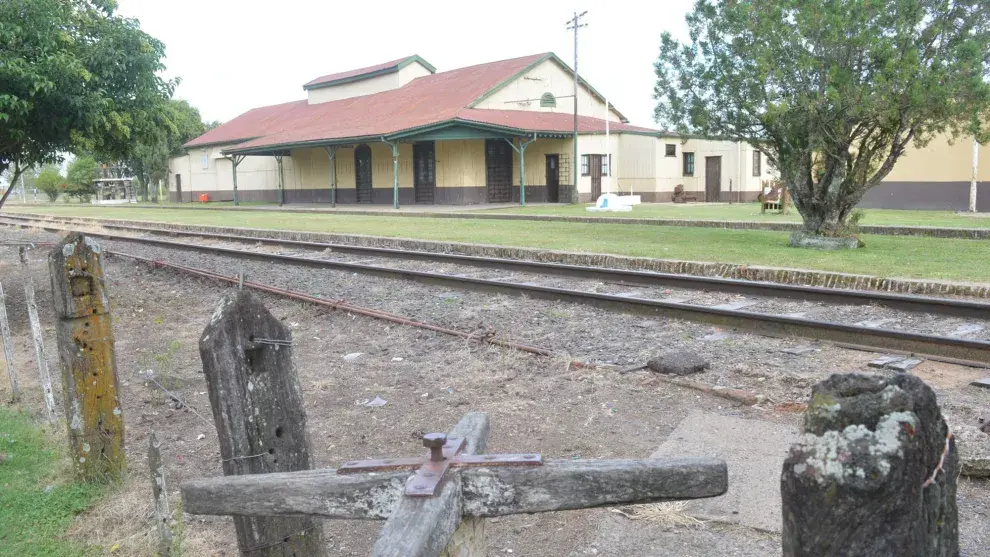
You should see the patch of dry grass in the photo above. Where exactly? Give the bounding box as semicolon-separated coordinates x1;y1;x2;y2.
611;501;706;528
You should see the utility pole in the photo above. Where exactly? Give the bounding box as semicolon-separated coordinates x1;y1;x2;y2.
567;10;588;204
970;137;979;213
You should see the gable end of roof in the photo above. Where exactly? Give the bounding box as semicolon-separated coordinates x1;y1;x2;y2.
303;55;436;91
468;53;629;123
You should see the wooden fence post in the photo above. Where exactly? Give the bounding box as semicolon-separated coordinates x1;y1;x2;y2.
199;290;327;557
0;282;19;402
149;432;173;556
25;280;56;421
49;233;125;483
781;373;958;556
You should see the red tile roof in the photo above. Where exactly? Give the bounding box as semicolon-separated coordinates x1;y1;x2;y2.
459;109;662;135
303;55;425;89
185;53;663;151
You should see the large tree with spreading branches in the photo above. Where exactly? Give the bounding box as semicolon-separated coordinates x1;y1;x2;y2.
654;0;990;236
0;0;176;209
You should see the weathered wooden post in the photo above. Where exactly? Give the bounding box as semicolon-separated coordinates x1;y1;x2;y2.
25;280;57;420
781;373;958;556
181;411;728;557
199;291;326;557
0;282;19;402
149;432;173;556
49;233;125;483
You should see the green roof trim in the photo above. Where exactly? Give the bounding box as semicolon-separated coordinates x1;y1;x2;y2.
303;55;436;91
468;53;630;123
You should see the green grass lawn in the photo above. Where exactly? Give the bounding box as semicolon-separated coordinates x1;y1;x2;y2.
0;408;101;556
483;202;990;228
11;205;990;283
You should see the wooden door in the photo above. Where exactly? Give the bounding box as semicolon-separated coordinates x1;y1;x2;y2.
588;154;603;200
545;154;560;203
413;142;436;204
355;144;373;203
705;156;721;202
485;139;513;203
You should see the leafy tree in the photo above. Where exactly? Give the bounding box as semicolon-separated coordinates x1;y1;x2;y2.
0;0;176;210
35;167;64;202
125;99;207;201
654;0;990;236
65;155;100;202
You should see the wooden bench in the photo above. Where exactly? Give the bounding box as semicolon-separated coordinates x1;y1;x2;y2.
673;184;698;203
760;183;790;214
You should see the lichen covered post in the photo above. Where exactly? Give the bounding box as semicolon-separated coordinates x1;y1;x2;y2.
148;432;173;556
0;282;19;402
199;290;326;557
48;233;125;482
781;374;958;556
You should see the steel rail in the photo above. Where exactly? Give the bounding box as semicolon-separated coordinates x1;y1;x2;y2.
8;222;985;364
2;213;988;319
111;251;555;359
6;217;989;363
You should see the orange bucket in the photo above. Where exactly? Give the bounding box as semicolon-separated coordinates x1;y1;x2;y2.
198;193;210;203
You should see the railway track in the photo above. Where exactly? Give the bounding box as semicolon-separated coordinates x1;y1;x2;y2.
2;212;987;318
3;213;990;365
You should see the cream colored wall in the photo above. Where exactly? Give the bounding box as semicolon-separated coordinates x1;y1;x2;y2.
884;134;988;183
472;59;623;122
307;73;399;104
673;139;771;194
437;140;486;188
573;135;620;194
508;138;570;186
169;146;291;196
289;143;414;189
307;61;433;105
618;134;658;194
398;62;432;86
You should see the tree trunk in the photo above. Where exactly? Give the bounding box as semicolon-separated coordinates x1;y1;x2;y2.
783;158;865;237
0;165;24;212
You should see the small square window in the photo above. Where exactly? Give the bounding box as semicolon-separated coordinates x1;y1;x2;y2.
683;152;695;176
665;144;677;157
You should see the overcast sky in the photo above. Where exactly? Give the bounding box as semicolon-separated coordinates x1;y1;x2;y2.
116;0;694;127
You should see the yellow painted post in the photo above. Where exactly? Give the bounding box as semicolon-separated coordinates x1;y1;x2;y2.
49;233;125;483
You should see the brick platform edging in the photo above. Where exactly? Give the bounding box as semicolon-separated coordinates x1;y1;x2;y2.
11;212;989;299
84;203;990;239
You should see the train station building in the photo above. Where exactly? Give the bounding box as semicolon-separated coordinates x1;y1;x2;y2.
171;53;772;206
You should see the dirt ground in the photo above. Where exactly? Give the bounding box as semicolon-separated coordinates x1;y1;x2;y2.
0;228;988;556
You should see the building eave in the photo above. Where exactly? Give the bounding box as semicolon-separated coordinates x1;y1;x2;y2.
303;55;437;91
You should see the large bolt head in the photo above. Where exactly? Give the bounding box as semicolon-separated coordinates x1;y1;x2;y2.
423;433;447;449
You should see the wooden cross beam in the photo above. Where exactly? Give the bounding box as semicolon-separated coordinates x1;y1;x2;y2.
182;413;728;557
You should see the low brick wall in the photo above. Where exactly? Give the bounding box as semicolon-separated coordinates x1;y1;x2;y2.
112;204;990;239
13;213;989;299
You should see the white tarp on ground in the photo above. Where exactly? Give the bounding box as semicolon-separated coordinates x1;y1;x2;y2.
586;193;640;212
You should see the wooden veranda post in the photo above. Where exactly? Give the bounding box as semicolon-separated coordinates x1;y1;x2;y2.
49;233;125;482
182;412;728;557
199;291;326;557
0;282;19;402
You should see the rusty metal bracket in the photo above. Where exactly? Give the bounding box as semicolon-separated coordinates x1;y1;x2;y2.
337;433;543;497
